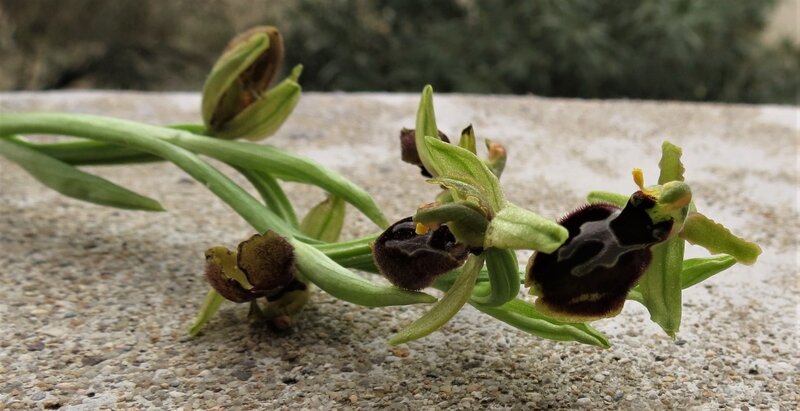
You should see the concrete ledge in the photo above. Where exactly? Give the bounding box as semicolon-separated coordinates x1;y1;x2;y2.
1;92;797;410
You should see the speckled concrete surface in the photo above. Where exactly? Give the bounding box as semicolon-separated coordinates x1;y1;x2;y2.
0;92;797;410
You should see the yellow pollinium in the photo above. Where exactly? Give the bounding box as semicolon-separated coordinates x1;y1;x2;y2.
631;168;692;225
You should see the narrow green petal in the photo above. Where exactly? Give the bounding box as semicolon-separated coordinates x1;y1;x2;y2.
0;137;163;211
658;141;685;184
389;255;484;345
680;255;737;289
680;212;762;265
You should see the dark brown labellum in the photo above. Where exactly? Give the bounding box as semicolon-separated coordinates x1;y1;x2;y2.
526;192;673;320
204;248;256;303
237;231;296;292
399;128;449;177
204;231;297;303
373;217;469;290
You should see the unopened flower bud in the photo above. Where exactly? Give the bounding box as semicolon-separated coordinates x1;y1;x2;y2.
373;217;469;290
399;128;449;177
484;139;507;178
204;231;297;303
202;26;301;140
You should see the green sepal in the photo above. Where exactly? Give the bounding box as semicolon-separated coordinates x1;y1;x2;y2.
0;136;164;211
291;240;436;307
470;248;519;307
414;85;441;177
389;254;484;345
211;66;303;141
424;136;505;211
680;212;761;265
638;237;685;338
484;203;568;253
202;32;270;129
587;190;628;207
300;195;346;242
188;289;226;336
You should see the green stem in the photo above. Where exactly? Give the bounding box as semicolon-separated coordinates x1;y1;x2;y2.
235;165;300;228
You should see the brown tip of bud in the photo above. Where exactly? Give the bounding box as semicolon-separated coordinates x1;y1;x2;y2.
373;217;469;290
237;231;296;292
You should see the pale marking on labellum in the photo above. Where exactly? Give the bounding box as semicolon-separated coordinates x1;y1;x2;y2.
556;210;649;277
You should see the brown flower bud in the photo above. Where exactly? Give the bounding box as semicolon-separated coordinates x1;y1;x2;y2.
399;128;449;177
373;217;469;290
204;231;296;303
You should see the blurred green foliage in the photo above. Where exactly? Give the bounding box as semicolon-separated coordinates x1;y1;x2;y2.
284;0;799;103
1;0;798;104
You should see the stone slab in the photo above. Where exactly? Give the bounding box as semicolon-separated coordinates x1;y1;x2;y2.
0;92;797;410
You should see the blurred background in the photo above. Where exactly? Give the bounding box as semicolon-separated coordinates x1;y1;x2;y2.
1;0;797;104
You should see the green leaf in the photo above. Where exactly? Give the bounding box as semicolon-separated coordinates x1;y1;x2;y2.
389;255;484;345
470;248;519;307
484;203;568;253
0;112;299;240
471;299;610;348
0;137;164;211
680;255;737;289
292;240;436;307
638;237;685;338
414;85;440;177
188;289;226;336
587;190;628;207
658;141;685;184
680;212;761;265
425;136;505;211
300;195;346;242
